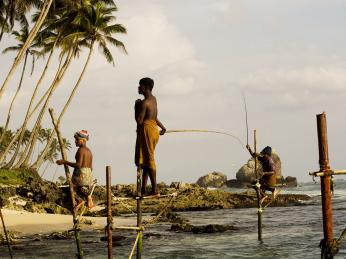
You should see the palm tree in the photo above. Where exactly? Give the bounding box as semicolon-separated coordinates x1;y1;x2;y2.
8;29;60;166
32;2;127;169
13;1;84;168
0;0;42;42
0;24;39;147
0;2;10;40
9;49;73;168
0;0;53;102
0;128;14;164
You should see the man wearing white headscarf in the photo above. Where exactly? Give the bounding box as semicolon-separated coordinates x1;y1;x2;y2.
56;130;94;212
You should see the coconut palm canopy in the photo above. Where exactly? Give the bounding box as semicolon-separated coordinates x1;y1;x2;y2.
0;0;127;173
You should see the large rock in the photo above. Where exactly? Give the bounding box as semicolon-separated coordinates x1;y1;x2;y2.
285;176;298;187
196;172;227;188
171;223;239;234
235;151;282;185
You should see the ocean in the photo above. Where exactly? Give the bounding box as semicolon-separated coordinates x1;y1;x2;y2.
1;180;346;259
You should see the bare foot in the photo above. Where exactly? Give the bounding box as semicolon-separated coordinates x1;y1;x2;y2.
260;195;268;204
148;191;160;197
73;201;85;214
87;195;94;209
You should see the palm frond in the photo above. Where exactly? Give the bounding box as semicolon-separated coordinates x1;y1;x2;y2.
105;35;127;54
102;23;126;35
2;46;21;53
99;40;114;65
15;13;29;28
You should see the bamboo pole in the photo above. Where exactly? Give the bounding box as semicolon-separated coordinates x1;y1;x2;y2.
48;108;83;259
106;166;113;259
114;226;143;231
136;166;143;259
253;130;262;242
317;113;334;259
0;208;13;259
309;170;346;177
129;233;140;259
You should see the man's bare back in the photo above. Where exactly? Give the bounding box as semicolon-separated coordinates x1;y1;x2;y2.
75;146;93;169
142;95;158;121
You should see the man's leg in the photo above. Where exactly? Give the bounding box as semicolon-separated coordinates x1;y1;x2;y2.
141;167;149;195
259;178;267;198
148;168;157;195
73;186;85;214
265;186;278;198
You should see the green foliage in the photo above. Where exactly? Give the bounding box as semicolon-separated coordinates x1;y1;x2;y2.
0;168;41;185
0;127;67;168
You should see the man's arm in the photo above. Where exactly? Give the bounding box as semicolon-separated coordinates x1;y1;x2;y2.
135;99;142;122
56;149;83;169
156;118;166;135
246;144;256;158
136;100;146;125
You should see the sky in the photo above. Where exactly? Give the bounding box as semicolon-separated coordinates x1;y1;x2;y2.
1;0;346;185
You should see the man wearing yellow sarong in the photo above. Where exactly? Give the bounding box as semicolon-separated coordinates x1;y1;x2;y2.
135;77;166;196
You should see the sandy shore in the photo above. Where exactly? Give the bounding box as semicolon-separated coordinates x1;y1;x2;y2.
1;208;137;235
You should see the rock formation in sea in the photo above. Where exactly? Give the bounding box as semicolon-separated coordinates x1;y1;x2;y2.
196;172;227;188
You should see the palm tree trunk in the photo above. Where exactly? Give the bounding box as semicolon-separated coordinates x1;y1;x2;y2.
0;0;53;102
32;44;94;170
15;50;74;168
6;50;72;168
0;51;28;145
0;52;66;166
13;44;56;160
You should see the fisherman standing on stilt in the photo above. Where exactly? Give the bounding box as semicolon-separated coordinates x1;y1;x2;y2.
246;145;278;203
56;130;94;213
135;77;166;196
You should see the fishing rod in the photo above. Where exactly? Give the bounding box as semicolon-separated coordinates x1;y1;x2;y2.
241;91;249;147
165;129;244;147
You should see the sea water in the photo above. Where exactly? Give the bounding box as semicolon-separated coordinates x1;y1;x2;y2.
1;180;346;259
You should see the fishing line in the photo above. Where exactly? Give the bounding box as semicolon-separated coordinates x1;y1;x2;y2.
165;129;244;147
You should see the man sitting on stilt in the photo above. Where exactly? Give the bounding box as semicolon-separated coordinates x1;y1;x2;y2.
135;77;166;196
246;145;278;203
56;130;94;213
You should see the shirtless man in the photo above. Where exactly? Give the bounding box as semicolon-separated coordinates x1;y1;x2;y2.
135;77;166;196
56;130;94;212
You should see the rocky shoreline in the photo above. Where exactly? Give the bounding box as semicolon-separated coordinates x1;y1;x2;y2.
0;170;314;247
0;175;311;217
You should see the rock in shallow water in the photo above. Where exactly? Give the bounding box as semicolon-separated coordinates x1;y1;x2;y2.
170;223;239;234
196;172;227;188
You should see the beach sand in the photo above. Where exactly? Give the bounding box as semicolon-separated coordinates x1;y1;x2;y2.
1;208;137;235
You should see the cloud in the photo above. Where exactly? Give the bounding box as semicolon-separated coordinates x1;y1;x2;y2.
235;65;346;108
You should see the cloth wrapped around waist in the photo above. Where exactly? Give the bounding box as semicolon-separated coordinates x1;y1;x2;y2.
135;119;160;170
72;167;93;187
262;174;276;187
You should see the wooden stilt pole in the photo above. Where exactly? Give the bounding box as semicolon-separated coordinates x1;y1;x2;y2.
136;166;143;259
0;208;13;259
48;108;83;258
106;166;113;259
254;130;262;242
317;113;335;258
